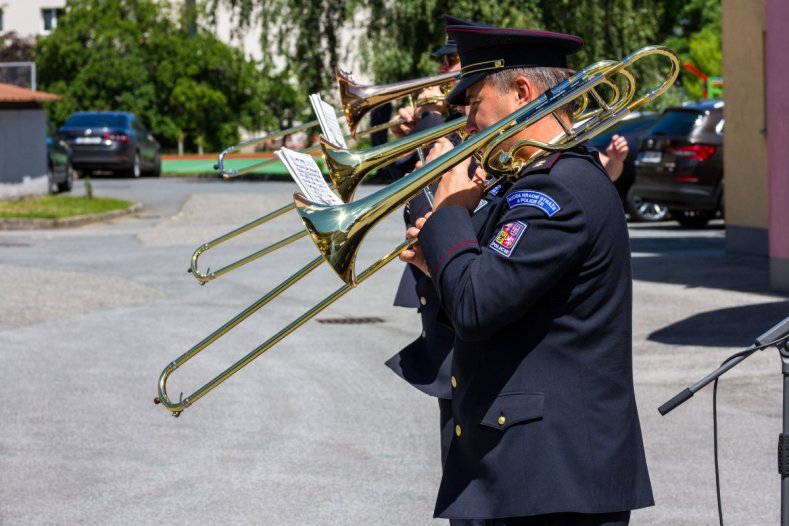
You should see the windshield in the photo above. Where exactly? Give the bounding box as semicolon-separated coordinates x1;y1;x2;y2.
648;110;703;136
63;114;127;128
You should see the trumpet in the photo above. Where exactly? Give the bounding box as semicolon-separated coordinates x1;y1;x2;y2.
156;46;679;416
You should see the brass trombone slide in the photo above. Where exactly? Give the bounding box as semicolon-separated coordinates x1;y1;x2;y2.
189;116;468;284
156;46;678;416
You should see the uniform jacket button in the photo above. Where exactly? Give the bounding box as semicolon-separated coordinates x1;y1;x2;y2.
419;296;427;306
498;415;506;426
455;424;462;437
421;330;426;338
451;376;457;388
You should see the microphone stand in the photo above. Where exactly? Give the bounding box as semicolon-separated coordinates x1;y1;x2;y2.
659;315;789;525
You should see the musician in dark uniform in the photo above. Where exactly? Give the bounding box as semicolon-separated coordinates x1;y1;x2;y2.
400;25;654;525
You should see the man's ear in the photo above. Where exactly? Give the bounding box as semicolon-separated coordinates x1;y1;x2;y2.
513;75;534;107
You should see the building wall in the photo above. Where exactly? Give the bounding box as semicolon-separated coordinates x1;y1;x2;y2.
0;108;49;199
766;0;789;291
721;0;769;256
1;0;67;36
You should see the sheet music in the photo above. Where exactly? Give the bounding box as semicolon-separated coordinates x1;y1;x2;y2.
309;93;347;149
276;147;342;205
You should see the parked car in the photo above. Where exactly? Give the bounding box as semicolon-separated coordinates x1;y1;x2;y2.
46;136;73;193
586;111;668;222
630;99;724;228
58;111;161;178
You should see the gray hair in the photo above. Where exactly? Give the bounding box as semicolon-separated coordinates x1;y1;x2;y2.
486;67;576;120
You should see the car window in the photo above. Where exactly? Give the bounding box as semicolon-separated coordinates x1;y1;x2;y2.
63;114;127;128
648;110;703;136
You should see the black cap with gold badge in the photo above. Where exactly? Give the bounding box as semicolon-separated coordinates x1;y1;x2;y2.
445;26;584;106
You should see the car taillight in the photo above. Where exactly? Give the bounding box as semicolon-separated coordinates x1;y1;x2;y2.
101;132;130;143
670;144;717;161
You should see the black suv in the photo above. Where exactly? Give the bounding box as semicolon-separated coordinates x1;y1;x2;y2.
58;111;161;178
630;99;724;227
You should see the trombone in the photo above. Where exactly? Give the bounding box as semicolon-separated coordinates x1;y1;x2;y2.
191;71;463;284
215;69;458;179
189;116;469;284
156;46;679;416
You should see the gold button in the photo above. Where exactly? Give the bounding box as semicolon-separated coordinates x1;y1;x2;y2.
419;296;427;306
451;376;457;388
498;415;506;426
421;330;426;338
455;424;462;437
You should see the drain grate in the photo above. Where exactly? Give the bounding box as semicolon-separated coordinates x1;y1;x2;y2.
316;316;385;325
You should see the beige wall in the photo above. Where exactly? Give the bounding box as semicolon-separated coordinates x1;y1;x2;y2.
721;0;768;233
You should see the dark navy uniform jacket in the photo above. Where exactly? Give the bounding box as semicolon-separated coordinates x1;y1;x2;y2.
418;146;654;519
386;190;503;400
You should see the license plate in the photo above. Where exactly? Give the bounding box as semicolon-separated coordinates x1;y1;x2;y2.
75;137;102;144
640;150;662;163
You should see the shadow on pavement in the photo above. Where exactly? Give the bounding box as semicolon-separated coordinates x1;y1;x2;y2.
630;229;776;296
647;301;789;347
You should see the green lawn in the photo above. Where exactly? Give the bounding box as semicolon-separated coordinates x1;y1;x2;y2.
0;195;133;219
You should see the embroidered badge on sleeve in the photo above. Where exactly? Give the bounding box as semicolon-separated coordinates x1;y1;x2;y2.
506;190;561;217
488;221;528;257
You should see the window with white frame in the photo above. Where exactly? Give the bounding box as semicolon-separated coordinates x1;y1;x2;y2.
42;8;64;33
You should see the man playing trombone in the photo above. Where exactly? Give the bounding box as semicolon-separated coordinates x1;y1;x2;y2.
399;24;653;526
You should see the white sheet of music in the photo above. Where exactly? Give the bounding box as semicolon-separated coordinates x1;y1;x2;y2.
276;147;342;206
309;94;347;149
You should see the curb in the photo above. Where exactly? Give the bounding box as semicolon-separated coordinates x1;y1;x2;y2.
0;202;143;230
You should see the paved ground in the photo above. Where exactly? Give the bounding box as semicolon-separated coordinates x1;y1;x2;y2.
1;177;788;525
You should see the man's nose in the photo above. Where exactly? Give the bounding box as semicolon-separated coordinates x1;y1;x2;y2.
465;119;478;137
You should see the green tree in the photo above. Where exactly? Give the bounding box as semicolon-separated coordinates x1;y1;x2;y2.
659;0;722;99
209;0;721;115
35;0;286;152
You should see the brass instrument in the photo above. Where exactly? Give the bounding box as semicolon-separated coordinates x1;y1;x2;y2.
192;71;464;284
215;70;458;179
336;68;458;137
156;46;679;416
189;116;468;284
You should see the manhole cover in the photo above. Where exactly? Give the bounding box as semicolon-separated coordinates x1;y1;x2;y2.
316;317;385;325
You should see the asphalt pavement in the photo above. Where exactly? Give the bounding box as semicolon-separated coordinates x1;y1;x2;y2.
1;177;787;525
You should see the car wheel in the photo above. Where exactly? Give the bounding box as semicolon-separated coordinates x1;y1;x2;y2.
47;165;59;194
625;190;670;222
57;165;74;193
147;154;161;177
671;209;715;228
126;152;142;178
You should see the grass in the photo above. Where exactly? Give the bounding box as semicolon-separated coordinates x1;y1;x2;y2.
0;195;133;219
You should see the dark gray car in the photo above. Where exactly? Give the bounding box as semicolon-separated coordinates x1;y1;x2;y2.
630;99;724;227
58;111;161;178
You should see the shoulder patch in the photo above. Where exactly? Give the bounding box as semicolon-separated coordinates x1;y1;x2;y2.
506;190;561;217
488;220;528;257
